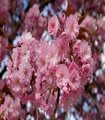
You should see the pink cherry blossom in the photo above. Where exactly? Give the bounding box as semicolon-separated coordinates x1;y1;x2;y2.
81;64;92;78
48;15;60;37
6;12;94;118
55;35;70;61
0;95;20;120
60;86;84;111
65;14;79;41
56;64;69;88
74;40;92;64
25;4;47;39
47;42;60;67
69;69;81;90
60;13;66;23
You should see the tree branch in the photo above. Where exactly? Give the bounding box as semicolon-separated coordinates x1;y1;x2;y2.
81;0;86;14
32;84;39;120
87;91;105;119
39;0;54;9
56;112;66;120
0;66;7;79
52;88;60;120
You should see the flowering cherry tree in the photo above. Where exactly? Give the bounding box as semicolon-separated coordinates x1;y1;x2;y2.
0;0;105;120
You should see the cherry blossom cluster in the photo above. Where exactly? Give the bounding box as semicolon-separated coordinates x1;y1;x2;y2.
0;0;105;119
0;37;8;66
0;80;20;120
6;33;35;104
24;4;47;39
6;13;93;118
81;15;105;71
81;15;96;29
0;95;20;120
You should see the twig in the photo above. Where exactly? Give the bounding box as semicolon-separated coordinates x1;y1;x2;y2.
10;0;14;33
32;85;39;120
39;0;54;9
55;112;66;120
52;88;60;120
65;112;68;120
0;66;7;79
46;89;51;103
36;108;39;120
87;91;105;119
102;0;105;5
81;0;86;14
41;88;50;96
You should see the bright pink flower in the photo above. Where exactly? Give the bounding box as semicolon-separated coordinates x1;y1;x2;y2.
36;41;48;73
48;15;60;37
47;42;59;67
19;62;33;84
40;102;54;116
81;64;92;78
60;86;84;111
60;13;66;23
36;54;48;73
55;36;70;61
25;4;47;39
20;45;31;62
69;69;81;90
68;62;79;72
7;72;22;94
73;44;79;55
25;4;39;20
61;32;68;39
38;16;47;28
20;32;33;44
74;40;92;64
0;95;20;120
60;91;72;111
81;15;96;29
7;58;13;73
56;64;69;88
65;14;79;41
11;47;21;69
45;68;56;89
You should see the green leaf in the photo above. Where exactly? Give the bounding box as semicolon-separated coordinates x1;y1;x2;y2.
0;110;6;117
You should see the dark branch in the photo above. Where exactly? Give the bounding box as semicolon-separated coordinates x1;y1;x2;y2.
39;0;54;9
52;88;60;120
0;66;7;79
